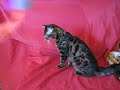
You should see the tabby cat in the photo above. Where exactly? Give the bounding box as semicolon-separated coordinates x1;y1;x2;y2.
42;24;120;79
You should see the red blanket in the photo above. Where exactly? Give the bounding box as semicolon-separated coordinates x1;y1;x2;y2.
0;0;120;90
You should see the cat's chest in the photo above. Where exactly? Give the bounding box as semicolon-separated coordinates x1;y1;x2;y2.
56;37;68;48
56;41;67;48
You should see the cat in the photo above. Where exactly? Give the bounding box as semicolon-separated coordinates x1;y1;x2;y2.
42;24;120;79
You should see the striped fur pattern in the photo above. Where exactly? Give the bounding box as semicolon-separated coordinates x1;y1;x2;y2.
43;24;120;79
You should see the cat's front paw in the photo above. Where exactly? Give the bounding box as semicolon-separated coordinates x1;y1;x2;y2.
57;64;64;69
67;62;72;67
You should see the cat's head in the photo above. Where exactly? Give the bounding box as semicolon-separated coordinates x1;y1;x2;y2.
42;24;64;40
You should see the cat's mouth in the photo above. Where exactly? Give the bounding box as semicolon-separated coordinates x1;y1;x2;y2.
45;36;52;40
45;35;55;40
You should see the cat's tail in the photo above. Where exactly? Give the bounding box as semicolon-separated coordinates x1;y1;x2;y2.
94;64;120;79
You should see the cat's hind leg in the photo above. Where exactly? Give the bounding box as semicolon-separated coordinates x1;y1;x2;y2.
74;70;82;75
74;66;96;77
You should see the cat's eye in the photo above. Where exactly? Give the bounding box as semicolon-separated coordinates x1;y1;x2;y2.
49;35;52;36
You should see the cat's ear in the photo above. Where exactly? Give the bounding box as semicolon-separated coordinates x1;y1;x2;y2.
42;25;46;28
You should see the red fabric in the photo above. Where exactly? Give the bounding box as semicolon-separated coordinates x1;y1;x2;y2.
0;0;120;90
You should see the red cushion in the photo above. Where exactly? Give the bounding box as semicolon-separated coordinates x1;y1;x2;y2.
0;0;120;90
